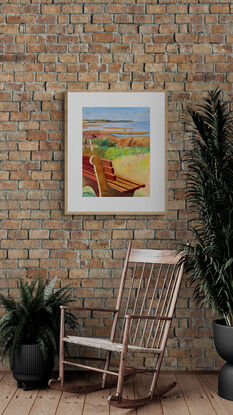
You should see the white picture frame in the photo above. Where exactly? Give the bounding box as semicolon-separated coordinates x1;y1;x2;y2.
65;91;167;215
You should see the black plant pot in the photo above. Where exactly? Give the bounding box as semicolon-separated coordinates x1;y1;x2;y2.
12;344;54;391
213;319;233;401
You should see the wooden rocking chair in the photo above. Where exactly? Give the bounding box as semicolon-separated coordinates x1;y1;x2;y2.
49;242;184;409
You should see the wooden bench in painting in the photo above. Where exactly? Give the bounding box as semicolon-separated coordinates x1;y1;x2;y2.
82;155;145;197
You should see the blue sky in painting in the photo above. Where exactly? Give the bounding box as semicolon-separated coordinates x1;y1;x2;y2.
83;107;150;122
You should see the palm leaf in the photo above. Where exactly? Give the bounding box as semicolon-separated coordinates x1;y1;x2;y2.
180;89;233;325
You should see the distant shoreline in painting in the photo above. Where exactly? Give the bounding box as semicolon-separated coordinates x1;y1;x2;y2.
82;107;150;198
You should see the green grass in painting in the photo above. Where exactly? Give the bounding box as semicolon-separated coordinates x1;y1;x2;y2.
105;146;150;160
84;144;150;160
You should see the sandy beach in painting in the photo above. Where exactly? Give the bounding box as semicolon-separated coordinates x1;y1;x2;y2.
82;107;150;197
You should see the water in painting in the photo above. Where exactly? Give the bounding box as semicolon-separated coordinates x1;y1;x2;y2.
82;107;150;197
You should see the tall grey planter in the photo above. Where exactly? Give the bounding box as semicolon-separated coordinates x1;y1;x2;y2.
213;319;233;401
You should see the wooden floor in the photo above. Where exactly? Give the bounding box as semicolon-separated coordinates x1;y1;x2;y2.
0;371;233;415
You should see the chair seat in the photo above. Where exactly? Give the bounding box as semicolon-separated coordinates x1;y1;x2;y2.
63;336;162;354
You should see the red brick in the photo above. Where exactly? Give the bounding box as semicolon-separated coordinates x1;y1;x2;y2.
93;15;112;24
93;33;114;42
210;4;229;14
8;250;28;259
19;181;39;190
114;15;132;23
189;5;209;14
106;5;125;13
0;260;17;268
112;230;133;239
50;250;77;259
8;230;28;239
41;5;61;14
1;219;20;229
28;131;48;141
29;230;49;239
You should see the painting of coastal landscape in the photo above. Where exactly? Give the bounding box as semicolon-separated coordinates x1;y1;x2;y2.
65;92;166;214
82;107;150;198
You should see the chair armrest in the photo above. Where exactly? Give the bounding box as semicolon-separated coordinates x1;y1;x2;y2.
126;314;172;321
60;306;117;313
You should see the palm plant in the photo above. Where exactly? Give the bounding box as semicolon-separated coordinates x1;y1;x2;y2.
182;89;233;326
0;277;77;365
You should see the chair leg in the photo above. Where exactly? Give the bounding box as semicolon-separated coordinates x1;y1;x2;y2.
59;348;64;387
102;351;112;388
109;317;130;404
149;354;162;397
116;350;126;396
149;352;177;399
117;317;130;397
59;307;65;387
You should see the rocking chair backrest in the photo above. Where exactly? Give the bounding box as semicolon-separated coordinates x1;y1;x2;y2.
111;243;184;350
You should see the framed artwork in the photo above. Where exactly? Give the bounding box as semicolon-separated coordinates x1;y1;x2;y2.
65;91;167;215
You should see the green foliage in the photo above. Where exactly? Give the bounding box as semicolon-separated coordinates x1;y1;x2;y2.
0;277;77;365
83;137;150;160
104;146;150;160
94;138;116;149
181;89;233;325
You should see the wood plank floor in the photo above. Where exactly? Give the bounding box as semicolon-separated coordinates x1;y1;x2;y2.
0;372;232;415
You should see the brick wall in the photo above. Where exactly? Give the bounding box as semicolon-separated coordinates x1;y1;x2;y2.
0;0;232;370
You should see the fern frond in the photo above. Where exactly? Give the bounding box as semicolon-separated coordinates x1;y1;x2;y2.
0;277;77;363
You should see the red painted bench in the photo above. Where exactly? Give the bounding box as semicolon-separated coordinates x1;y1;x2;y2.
82;155;145;197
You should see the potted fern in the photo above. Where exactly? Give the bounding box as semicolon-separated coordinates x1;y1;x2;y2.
0;277;77;390
182;89;233;400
